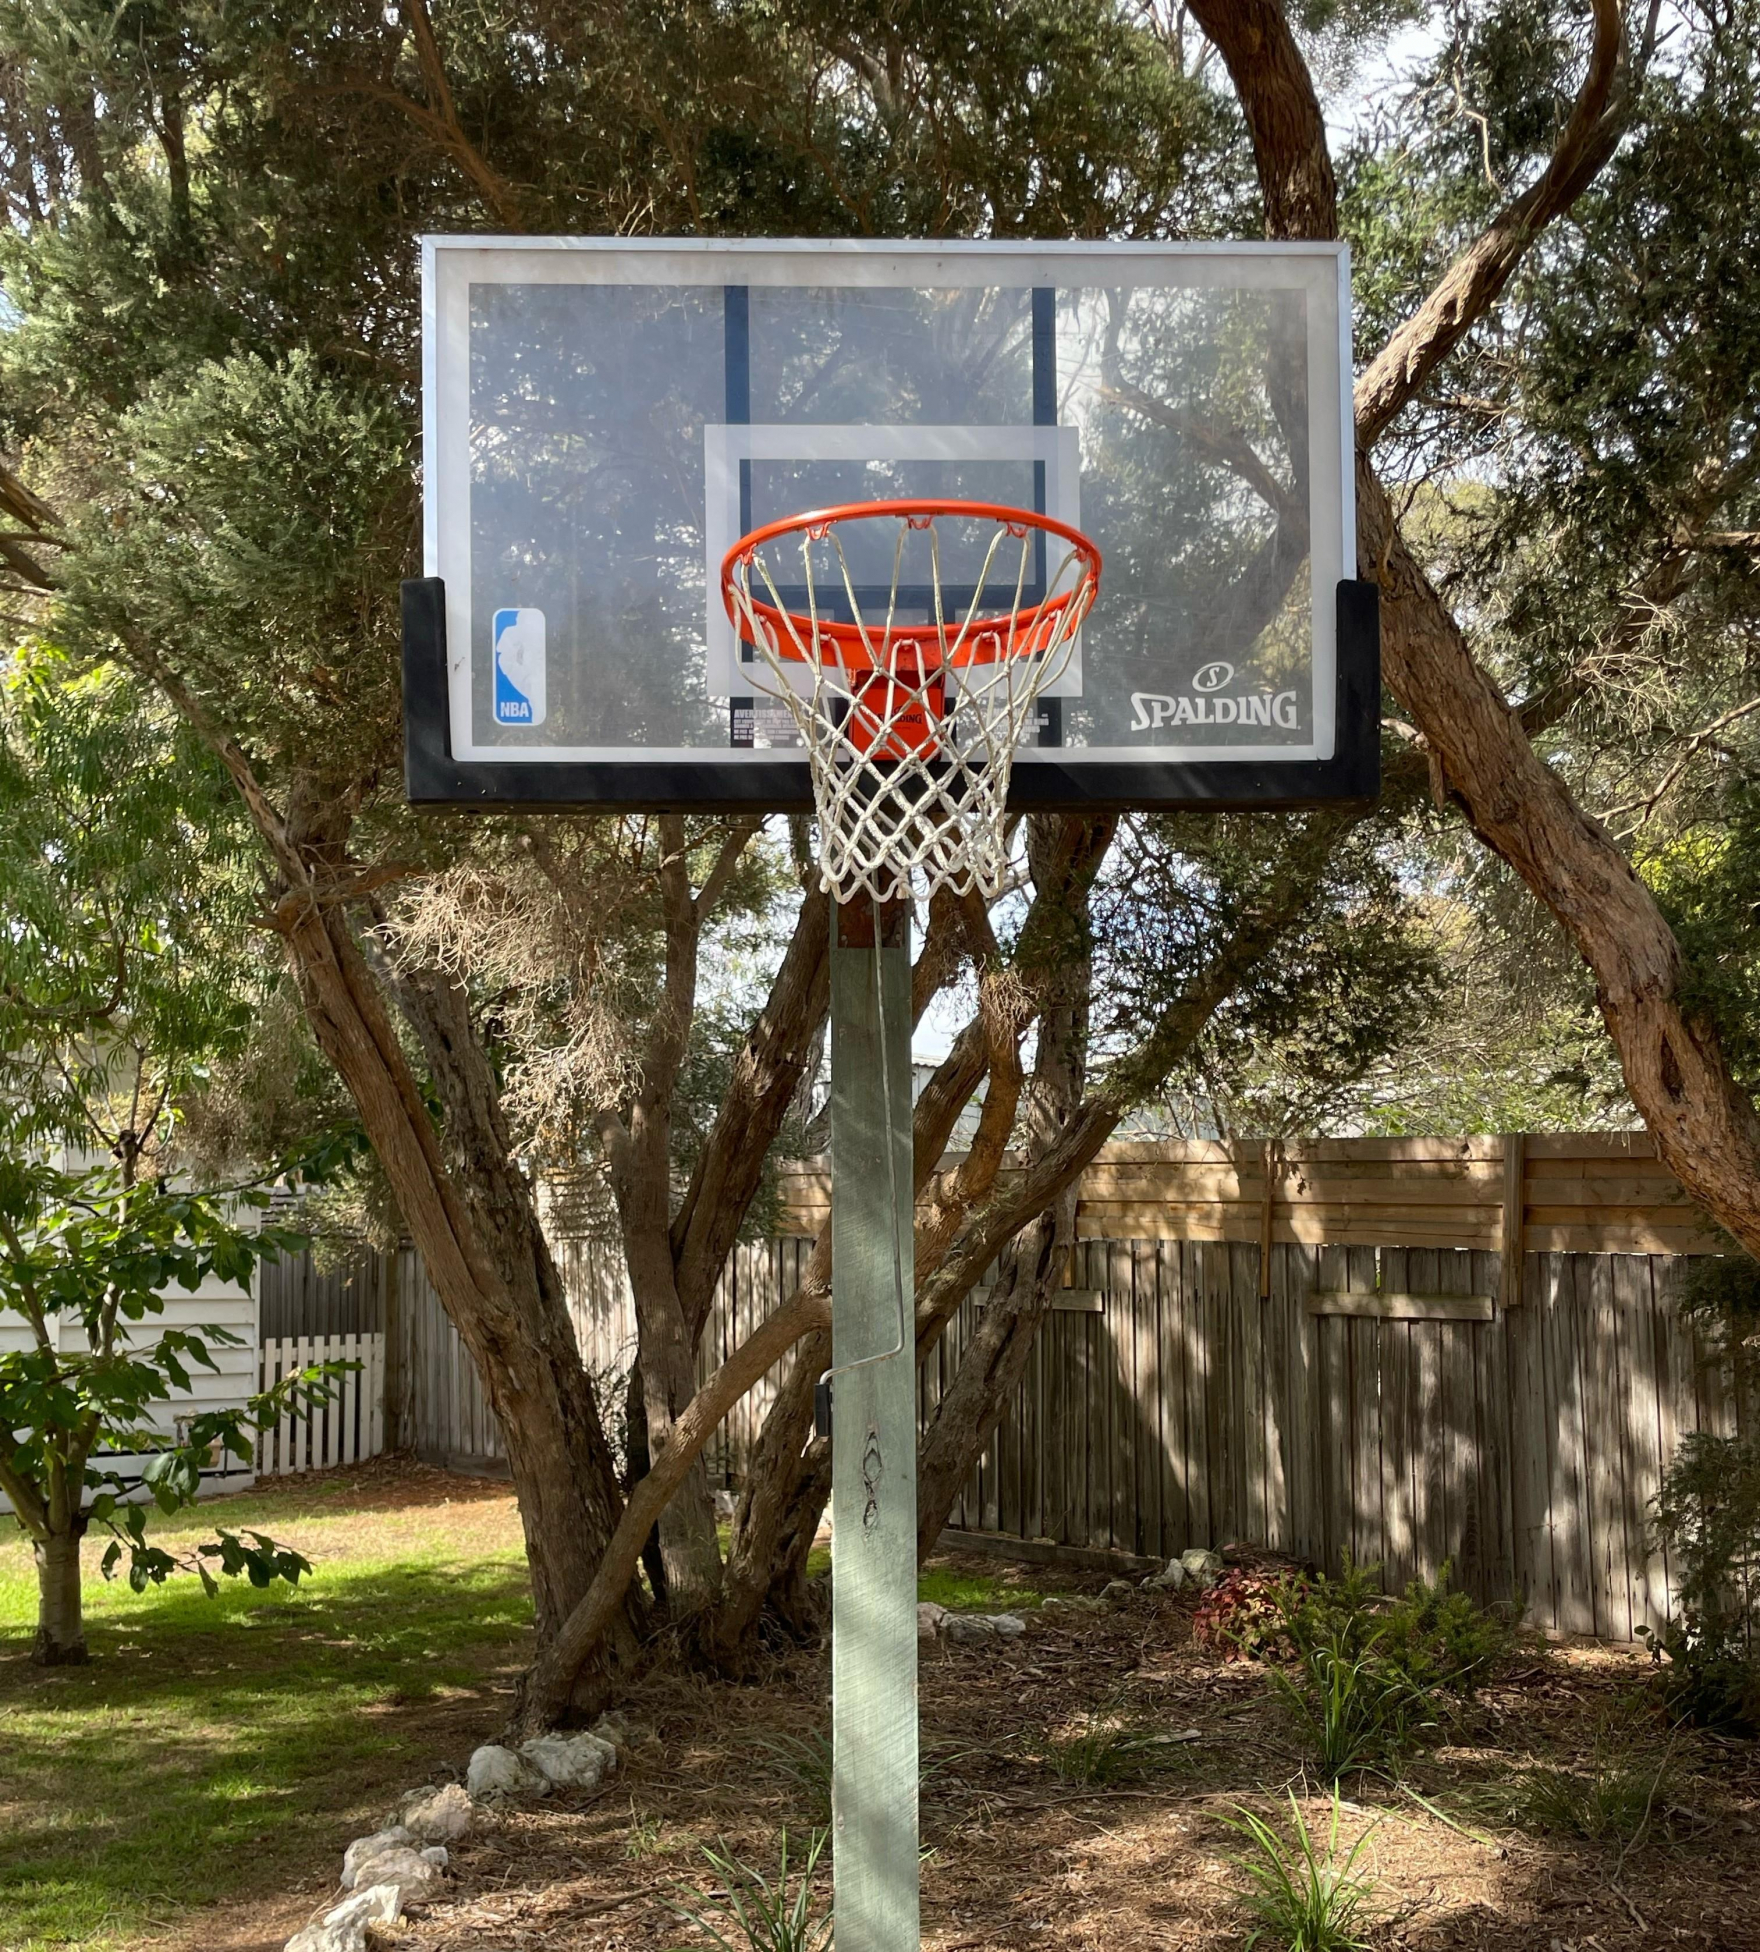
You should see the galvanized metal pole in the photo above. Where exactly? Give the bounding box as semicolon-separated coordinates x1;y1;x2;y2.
829;896;919;1952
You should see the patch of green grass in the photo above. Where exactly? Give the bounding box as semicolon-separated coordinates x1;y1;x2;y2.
0;1479;531;1952
915;1566;1043;1613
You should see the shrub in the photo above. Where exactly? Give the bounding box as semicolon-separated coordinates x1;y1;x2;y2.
1268;1558;1516;1780
1194;1567;1309;1661
1038;1692;1197;1785
1379;1564;1521;1695
1283;1558;1517;1694
1269;1627;1422;1783
1219;1791;1378;1952
1480;1703;1678;1846
1640;1431;1760;1734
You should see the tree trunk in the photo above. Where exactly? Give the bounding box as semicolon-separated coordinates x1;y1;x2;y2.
280;893;642;1689
710;1319;830;1663
33;1526;87;1666
622;1188;725;1621
917;1210;1070;1560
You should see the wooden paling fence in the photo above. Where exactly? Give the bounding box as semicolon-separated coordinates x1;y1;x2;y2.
256;1332;386;1475
382;1238;813;1482
279;1133;1751;1638
925;1239;1751;1640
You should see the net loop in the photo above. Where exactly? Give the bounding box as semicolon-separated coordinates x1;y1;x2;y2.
721;498;1101;906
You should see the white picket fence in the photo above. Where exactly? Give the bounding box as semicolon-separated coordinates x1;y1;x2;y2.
257;1333;386;1476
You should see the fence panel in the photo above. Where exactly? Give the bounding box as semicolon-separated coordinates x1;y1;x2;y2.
256;1332;387;1475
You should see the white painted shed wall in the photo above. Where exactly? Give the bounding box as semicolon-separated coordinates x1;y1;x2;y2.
0;1254;259;1516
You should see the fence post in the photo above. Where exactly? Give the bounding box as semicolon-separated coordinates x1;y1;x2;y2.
382;1248;403;1450
1499;1134;1527;1311
367;1331;384;1459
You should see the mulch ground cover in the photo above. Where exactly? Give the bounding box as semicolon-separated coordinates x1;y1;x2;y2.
285;1548;1758;1952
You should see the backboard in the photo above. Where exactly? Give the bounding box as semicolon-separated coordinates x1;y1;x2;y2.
403;238;1377;813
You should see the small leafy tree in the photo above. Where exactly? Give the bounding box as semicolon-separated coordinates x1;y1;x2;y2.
1643;1431;1760;1734
0;1148;331;1666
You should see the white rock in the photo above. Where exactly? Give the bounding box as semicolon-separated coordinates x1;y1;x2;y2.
340;1826;412;1889
1143;1559;1189;1592
342;1845;445;1906
285;1882;402;1952
1179;1547;1224;1582
518;1729;618;1789
917;1601;948;1641
398;1781;472;1843
1099;1578;1135;1602
590;1710;633;1754
1040;1593;1107;1613
942;1610;1027;1644
467;1742;549;1799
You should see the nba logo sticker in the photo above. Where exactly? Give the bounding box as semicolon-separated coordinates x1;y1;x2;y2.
493;608;546;727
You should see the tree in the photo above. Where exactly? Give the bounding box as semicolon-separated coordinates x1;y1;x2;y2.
1182;0;1760;1263
16;0;1754;1731
0;636;341;1664
0;0;1306;1713
0;1148;319;1665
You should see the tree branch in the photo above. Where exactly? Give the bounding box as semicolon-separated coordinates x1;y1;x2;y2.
1355;0;1629;447
396;0;524;226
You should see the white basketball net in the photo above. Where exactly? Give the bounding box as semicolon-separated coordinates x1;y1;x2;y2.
724;504;1098;905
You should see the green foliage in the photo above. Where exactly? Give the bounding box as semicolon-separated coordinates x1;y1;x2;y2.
668;1831;832;1952
0;647;271;1151
624;1802;666;1860
1095;813;1446;1133
1270;1632;1420;1784
60;350;411;803
1219;1791;1378;1952
1269;1559;1518;1779
0;1147;335;1621
1677;1253;1760;1341
1640;1432;1760;1734
752;1728;834;1827
1509;1747;1675;1846
1285;1558;1519;1695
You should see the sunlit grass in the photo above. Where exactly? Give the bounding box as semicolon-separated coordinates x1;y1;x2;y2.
915;1565;1043;1613
0;1474;531;1952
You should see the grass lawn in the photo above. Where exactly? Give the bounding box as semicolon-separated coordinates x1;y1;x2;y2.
0;1460;1043;1952
0;1460;532;1952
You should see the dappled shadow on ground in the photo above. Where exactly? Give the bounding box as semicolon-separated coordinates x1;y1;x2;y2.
365;1554;1759;1952
0;1535;530;1952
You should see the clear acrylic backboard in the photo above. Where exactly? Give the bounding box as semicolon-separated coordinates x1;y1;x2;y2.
403;237;1377;812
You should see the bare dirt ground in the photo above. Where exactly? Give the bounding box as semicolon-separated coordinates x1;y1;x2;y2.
257;1544;1758;1952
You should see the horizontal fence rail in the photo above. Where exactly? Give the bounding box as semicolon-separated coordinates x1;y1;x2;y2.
257;1333;385;1476
778;1133;1726;1259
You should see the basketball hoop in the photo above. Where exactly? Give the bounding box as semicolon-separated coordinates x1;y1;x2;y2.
722;498;1101;904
